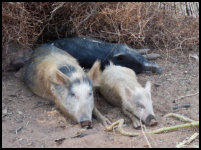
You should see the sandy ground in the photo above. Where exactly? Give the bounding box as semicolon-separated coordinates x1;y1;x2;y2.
2;51;199;148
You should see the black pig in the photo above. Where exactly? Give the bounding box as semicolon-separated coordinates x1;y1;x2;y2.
51;37;162;74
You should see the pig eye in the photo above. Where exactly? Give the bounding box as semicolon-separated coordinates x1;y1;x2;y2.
88;91;93;97
70;92;76;97
136;102;145;109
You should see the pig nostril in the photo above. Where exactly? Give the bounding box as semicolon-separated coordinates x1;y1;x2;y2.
80;120;93;129
149;119;158;126
145;115;155;125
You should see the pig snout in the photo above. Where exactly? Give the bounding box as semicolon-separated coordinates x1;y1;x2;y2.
80;120;93;129
145;114;157;126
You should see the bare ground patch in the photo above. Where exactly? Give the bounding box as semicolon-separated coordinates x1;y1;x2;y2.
2;51;199;148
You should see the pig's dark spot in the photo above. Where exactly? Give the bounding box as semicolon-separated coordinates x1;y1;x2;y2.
59;65;76;77
69;77;92;88
68;76;92;95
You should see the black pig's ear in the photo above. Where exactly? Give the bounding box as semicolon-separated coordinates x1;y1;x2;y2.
113;52;127;60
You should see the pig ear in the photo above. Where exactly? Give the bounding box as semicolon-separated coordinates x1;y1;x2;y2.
113;52;127;60
87;60;101;87
145;81;151;93
125;86;134;101
51;70;69;86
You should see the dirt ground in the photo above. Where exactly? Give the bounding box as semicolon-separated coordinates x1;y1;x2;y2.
2;50;199;148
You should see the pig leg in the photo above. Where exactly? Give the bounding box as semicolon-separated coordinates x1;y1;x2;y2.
143;62;162;74
135;49;150;54
93;107;111;126
122;109;141;129
135;48;161;60
143;53;161;60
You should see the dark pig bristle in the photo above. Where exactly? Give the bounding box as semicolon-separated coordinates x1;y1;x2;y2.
59;65;76;77
68;76;92;91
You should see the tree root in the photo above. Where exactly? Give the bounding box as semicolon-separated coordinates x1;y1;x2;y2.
176;132;199;148
147;121;199;134
105;113;199;137
147;113;198;134
164;113;195;123
105;119;139;137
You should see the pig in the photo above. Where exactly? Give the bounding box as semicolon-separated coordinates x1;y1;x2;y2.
22;44;111;128
93;61;157;128
51;37;162;74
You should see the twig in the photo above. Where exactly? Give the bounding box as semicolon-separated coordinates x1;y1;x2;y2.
164;113;195;123
105;119;139;137
101;30;126;36
172;104;191;110
71;128;88;138
15;126;24;135
140;119;152;148
50;3;65;20
25;121;29;127
172;92;199;102
147;121;199;134
176;132;199;148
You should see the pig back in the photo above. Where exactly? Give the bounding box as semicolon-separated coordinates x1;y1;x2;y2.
99;79;122;107
22;44;82;100
99;65;141;107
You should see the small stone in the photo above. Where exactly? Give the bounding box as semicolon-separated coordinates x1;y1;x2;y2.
18;110;23;115
2;108;7;115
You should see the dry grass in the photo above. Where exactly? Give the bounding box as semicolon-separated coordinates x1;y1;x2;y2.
2;2;199;71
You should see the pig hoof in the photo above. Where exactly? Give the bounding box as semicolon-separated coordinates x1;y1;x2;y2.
143;53;161;60
102;117;112;126
144;63;162;74
133;121;141;129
